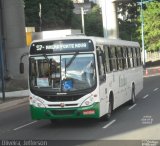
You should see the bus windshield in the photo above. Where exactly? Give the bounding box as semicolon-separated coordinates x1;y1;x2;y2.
29;53;96;93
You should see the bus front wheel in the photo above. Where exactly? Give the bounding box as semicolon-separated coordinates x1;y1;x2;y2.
101;95;113;121
106;100;113;120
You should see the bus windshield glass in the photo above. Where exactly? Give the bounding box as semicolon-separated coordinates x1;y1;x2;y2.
29;53;96;93
30;39;94;54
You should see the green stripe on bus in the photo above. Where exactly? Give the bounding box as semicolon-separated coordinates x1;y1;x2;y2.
30;102;100;120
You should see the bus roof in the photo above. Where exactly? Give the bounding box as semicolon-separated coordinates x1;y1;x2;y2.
31;35;140;48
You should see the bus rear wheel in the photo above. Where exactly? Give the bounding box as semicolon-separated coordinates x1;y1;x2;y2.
129;85;136;105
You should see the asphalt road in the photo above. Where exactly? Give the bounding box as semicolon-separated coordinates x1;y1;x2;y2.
0;76;160;146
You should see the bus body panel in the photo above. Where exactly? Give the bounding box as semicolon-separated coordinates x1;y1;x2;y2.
98;65;143;116
99;80;109;117
28;36;143;120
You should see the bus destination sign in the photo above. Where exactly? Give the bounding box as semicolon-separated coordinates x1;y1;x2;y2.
30;39;94;54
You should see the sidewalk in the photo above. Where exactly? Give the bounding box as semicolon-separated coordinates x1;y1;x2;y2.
0;90;29;111
0;89;29;98
0;97;28;111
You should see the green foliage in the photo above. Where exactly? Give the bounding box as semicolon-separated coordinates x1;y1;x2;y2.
119;20;138;41
71;14;81;29
24;0;74;31
71;5;103;37
118;0;139;20
143;1;160;51
137;0;160;51
117;0;139;41
24;0;40;27
85;5;103;37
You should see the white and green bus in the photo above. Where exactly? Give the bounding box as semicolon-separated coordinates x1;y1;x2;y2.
22;36;143;121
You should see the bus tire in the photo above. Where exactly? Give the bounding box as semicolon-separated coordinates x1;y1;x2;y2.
101;94;113;121
106;99;113;120
129;84;136;105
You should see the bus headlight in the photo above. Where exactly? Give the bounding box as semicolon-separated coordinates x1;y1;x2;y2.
30;97;45;108
81;96;94;107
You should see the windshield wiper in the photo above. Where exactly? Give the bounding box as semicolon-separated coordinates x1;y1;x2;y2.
63;52;79;80
65;52;79;68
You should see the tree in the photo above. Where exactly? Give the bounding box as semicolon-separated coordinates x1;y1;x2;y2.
117;0;139;41
85;5;103;37
24;0;40;28
41;0;74;30
24;0;74;31
71;5;103;37
142;1;160;51
71;13;81;30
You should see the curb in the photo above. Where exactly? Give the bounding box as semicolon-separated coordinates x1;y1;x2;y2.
0;97;28;112
0;90;29;111
0;90;29;98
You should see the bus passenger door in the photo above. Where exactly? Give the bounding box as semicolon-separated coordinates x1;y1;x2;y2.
97;48;108;117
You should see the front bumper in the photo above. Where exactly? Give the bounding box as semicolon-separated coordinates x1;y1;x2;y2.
30;103;100;120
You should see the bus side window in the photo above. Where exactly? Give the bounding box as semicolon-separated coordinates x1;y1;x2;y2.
104;45;110;72
132;47;137;67
116;47;123;70
127;47;133;68
139;48;142;65
109;46;117;71
108;47;113;71
122;47;128;69
136;47;141;66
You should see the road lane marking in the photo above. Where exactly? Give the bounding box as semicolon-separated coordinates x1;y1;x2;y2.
13;121;37;131
102;119;116;129
143;94;149;99
153;88;159;92
128;104;137;110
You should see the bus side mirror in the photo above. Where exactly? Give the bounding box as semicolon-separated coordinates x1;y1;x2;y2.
20;62;24;74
